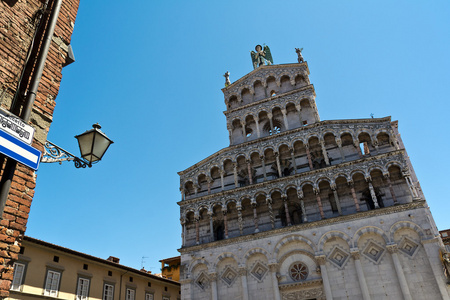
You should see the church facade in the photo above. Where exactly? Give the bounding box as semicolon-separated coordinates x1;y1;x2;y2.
177;48;449;300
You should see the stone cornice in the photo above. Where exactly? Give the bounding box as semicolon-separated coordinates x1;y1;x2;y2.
178;149;406;206
178;201;427;254
177;116;392;176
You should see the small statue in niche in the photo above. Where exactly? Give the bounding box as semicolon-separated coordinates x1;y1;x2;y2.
440;250;450;283
295;47;304;63
223;71;231;87
251;44;273;69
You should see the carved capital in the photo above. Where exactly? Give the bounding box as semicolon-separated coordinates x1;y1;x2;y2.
268;263;279;272
209;272;218;281
350;250;361;260
315;255;326;265
238;267;247;276
387;244;398;254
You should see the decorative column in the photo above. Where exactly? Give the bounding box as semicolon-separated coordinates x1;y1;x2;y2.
295;104;304;126
336;138;345;162
233;163;238;188
316;256;333;300
209;212;214;241
282;194;292;226
268;263;281;300
290;148;297;174
351;249;371;300
275;152;282;177
251;200;259;233
209;272;218;300
298;190;308;222
267;198;275;229
239;267;250;300
268;112;274;133
180;187;185;201
220;169;225;191
320;140;330;166
305;144;314;170
255;115;261;138
348;181;360;212
180;218;186;247
403;173;419;201
331;184;342;215
194;184;199;195
311;99;320;122
223;210;229;239
237;206;243;236
422;238;450;300
355;141;363;158
227;123;233;144
383;173;397;204
194;215;200;245
241;120;247;142
247;160;253;185
281;108;289;130
261;155;267;181
314;188;325;219
207;178;212;195
367;180;380;208
386;244;412;300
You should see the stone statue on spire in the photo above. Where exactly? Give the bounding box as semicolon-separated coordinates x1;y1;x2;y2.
295;48;304;63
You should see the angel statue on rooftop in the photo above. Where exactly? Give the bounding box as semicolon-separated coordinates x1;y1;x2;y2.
251;44;273;69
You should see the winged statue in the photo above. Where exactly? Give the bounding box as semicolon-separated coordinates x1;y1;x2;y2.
251;44;273;69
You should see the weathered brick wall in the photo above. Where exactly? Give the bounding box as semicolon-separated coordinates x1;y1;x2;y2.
0;0;80;296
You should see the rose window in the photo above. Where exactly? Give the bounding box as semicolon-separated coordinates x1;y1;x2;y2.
289;262;308;281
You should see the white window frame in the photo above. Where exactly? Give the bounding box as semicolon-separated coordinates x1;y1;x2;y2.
162;297;170;300
11;262;25;291
126;288;135;300
103;283;114;300
44;270;61;297
76;277;90;300
145;293;154;300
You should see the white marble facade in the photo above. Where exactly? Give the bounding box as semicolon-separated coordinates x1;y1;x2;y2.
178;57;449;300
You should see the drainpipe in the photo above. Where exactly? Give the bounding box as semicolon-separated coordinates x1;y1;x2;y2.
0;0;63;217
119;270;129;300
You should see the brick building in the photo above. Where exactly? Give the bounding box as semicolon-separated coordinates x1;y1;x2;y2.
0;0;80;296
177;47;450;299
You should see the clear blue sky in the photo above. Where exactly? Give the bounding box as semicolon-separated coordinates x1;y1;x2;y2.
26;1;450;272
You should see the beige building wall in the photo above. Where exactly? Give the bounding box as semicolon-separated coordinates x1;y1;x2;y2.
7;237;180;300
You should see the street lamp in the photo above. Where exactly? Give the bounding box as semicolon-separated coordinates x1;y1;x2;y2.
42;124;113;168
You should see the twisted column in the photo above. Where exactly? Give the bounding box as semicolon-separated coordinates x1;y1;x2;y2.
267;198;275;229
349;181;360;212
314;188;325;219
305;144;314;170
282;194;292;226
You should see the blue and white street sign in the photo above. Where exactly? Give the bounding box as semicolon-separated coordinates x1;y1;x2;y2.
0;129;41;170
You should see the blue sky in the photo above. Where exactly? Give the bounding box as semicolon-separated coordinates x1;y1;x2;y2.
25;1;450;272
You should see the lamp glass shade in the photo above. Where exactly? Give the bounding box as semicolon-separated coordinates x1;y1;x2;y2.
75;124;113;163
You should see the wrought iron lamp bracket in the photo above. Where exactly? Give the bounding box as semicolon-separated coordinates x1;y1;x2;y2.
41;141;91;168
